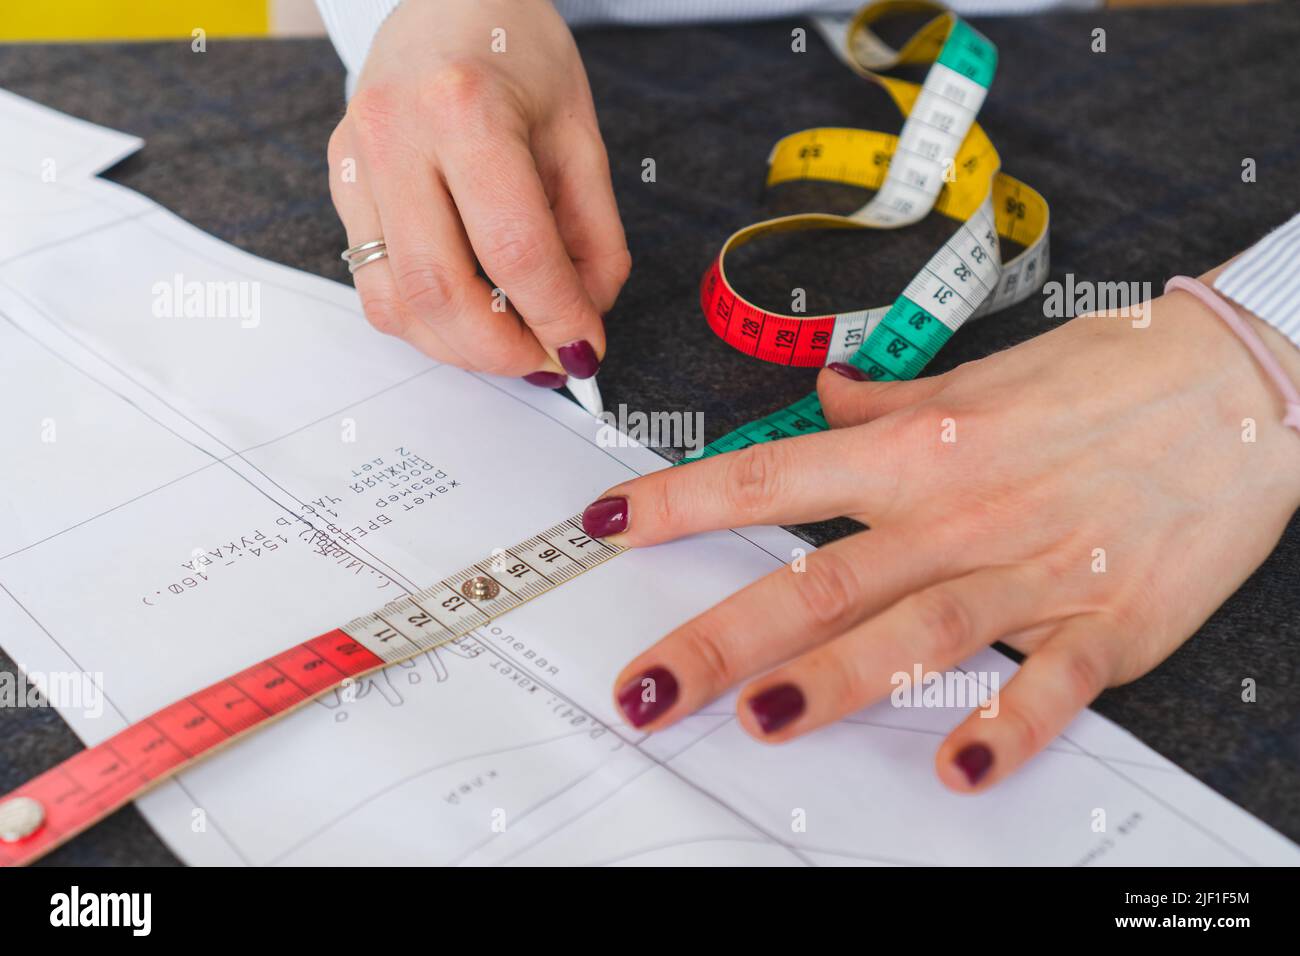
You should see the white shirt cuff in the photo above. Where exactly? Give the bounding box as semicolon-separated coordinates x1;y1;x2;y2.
1215;212;1300;350
315;0;404;96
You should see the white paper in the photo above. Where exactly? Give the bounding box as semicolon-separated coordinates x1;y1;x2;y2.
1;92;1295;866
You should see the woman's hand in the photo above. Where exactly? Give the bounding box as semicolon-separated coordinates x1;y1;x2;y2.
327;0;629;387
582;284;1300;792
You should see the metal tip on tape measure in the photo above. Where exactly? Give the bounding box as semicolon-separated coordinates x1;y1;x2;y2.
0;797;45;843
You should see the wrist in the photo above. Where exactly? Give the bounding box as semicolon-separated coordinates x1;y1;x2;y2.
1195;262;1300;390
1152;275;1300;501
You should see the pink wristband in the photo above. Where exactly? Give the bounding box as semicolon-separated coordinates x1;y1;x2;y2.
1165;275;1300;435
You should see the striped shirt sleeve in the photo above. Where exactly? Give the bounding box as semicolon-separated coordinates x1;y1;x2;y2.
1215;213;1300;348
314;0;401;81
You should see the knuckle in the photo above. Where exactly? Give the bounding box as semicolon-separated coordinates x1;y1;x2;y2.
815;381;867;430
480;224;545;277
1108;596;1159;643
326;125;348;170
722;444;785;521
821;648;869;716
646;481;678;535
1033;550;1076;591
887;401;957;448
606;246;632;286
346;87;420;170
910;586;975;660
1004;703;1049;756
677;621;736;690
796;551;861;629
425;60;493;113
1061;647;1106;705
347;84;403;142
393;263;459;319
575;131;612;169
358;292;408;338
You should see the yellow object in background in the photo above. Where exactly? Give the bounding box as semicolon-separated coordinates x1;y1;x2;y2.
0;0;326;42
1;0;1264;42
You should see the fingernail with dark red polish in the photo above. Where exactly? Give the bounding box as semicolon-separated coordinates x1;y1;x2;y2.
523;371;567;389
954;743;993;786
582;496;627;538
827;362;867;382
748;683;805;734
617;666;678;728
558;340;600;379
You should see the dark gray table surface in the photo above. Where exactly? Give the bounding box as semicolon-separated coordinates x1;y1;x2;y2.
2;3;1298;865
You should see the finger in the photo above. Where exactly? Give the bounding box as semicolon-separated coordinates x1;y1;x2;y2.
358;131;557;379
579;424;905;546
611;527;960;731
935;616;1115;793
440;127;607;378
817;364;946;428
328;125;463;365
538;124;631;315
733;562;1051;741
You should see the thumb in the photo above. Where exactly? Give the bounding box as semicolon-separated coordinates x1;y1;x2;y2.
817;364;945;428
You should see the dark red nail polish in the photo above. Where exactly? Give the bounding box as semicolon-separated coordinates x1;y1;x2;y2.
558;340;600;379
827;362;867;382
523;371;567;389
617;666;678;728
748;683;805;734
954;743;993;786
582;496;627;538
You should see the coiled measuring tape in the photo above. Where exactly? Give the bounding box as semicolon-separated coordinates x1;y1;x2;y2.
694;0;1049;458
0;0;1048;864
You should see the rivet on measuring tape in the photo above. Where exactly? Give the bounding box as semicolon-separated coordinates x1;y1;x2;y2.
0;796;45;843
461;575;500;601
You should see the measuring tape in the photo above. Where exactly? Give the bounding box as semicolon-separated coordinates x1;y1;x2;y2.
693;0;1049;459
0;1;1049;864
0;517;622;866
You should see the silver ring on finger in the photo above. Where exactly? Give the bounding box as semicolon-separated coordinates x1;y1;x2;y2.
342;238;388;274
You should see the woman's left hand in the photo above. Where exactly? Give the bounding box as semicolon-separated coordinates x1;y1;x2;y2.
580;286;1300;792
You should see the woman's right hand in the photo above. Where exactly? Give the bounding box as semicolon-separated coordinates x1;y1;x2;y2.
327;0;629;388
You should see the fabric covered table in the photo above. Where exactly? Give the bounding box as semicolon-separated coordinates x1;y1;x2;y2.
1;2;1297;864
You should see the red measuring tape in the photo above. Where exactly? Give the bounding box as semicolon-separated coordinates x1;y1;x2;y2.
0;630;379;866
0;515;622;866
